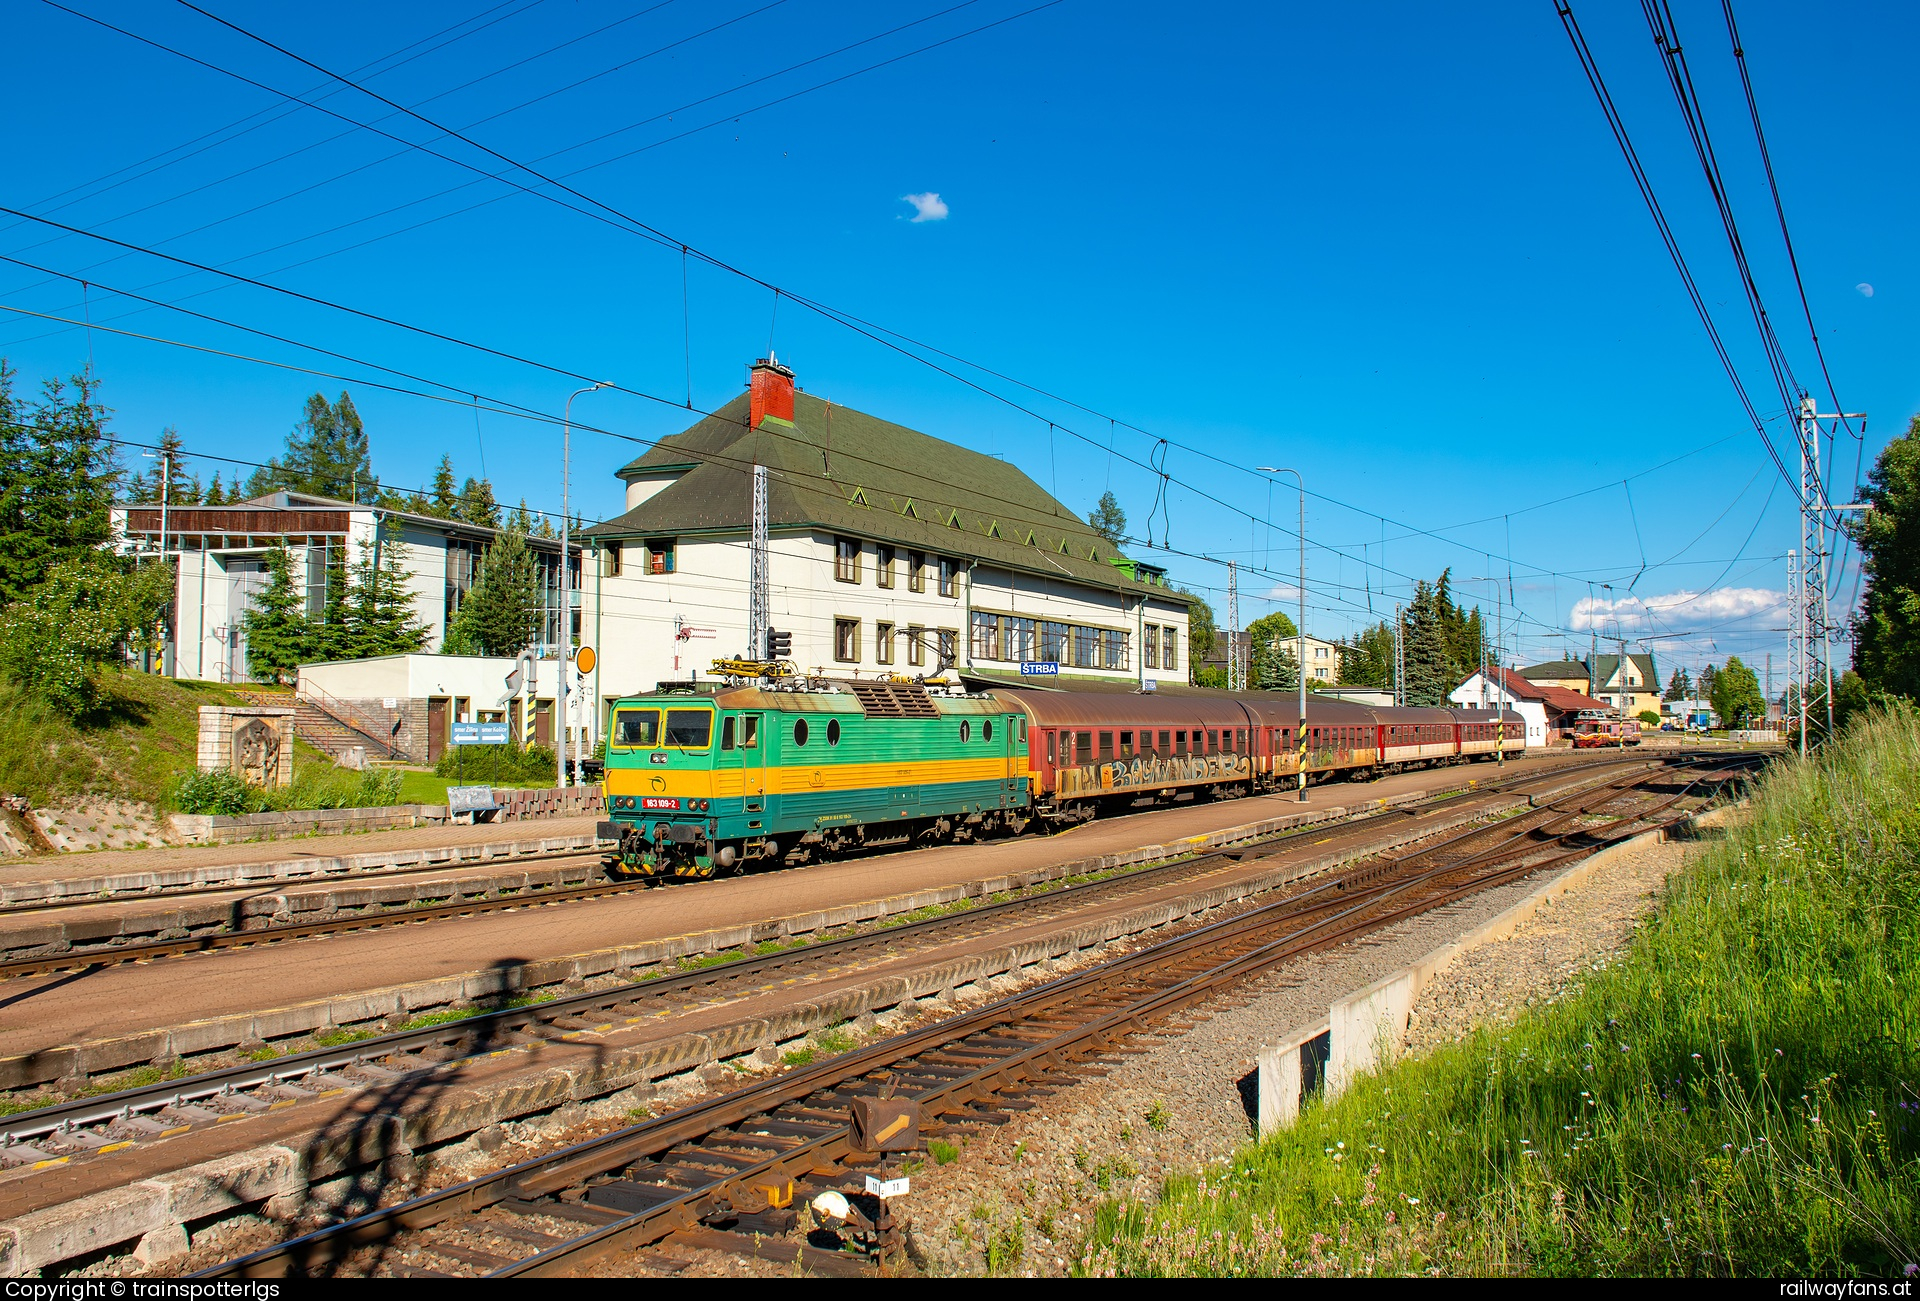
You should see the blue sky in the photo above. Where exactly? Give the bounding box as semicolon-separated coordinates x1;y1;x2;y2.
3;0;1915;682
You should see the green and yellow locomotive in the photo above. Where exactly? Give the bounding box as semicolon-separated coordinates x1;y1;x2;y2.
599;680;1030;878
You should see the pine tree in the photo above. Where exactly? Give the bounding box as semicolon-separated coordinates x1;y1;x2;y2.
0;365;120;608
345;532;429;657
1086;491;1128;546
246;392;372;501
456;477;501;529
445;525;539;656
242;543;311;683
428;456;458;519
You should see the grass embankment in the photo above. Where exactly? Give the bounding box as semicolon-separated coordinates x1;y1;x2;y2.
1082;706;1920;1278
0;670;241;806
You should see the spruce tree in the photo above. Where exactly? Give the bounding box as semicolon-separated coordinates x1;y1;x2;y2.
428;456;458;518
1086;491;1128;546
0;366;120;608
1401;580;1451;706
1246;611;1300;690
447;525;539;656
345;533;429;657
242;543;311;682
204;474;227;505
247;392;372;501
456;477;501;529
310;542;354;661
1664;668;1692;702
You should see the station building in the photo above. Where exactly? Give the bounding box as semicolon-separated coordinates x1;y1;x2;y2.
576;358;1194;732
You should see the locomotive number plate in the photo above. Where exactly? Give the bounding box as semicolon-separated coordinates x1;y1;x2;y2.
641;797;680;810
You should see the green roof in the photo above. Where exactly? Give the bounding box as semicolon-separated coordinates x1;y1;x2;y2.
1520;659;1588;681
1592;653;1658;690
585;391;1188;602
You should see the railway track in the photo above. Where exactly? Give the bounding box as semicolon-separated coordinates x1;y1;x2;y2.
0;756;1657;982
0;753;1691;1159
193;755;1755;1279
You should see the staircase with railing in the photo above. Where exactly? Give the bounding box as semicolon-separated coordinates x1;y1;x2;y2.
235;685;405;763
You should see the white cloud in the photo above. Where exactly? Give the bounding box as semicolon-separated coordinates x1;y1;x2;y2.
1856;282;1874;297
1569;586;1787;639
901;192;948;223
1260;583;1303;602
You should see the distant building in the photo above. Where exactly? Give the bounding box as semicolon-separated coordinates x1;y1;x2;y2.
1199;630;1341;684
1590;653;1660;719
1451;665;1613;744
111;492;579;685
1519;659;1591;695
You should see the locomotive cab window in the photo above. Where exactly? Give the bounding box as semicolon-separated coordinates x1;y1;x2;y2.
960;720;972;742
984;720;993;743
721;717;736;750
613;709;660;749
741;716;760;749
827;719;841;746
793;719;809;747
664;710;712;749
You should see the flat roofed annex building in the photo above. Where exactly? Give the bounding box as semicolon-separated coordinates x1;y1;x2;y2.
578;359;1193;721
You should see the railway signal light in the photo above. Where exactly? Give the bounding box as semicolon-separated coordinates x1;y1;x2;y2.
766;628;791;658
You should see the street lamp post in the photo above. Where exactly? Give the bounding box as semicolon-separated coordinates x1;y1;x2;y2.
560;383;609;789
1257;467;1308;803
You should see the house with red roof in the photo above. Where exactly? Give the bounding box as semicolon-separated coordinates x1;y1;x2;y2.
1449;665;1614;745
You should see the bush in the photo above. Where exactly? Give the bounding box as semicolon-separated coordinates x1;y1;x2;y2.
1638;710;1661;726
171;768;254;815
169;765;402;815
433;743;556;785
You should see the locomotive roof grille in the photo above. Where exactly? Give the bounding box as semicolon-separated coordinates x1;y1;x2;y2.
845;680;940;719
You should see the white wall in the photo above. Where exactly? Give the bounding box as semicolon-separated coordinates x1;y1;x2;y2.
1448;671;1549;747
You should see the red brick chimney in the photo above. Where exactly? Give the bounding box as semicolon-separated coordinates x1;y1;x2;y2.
748;355;795;428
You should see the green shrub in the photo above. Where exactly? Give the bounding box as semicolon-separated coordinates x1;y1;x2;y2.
169;765;402;815
1083;705;1920;1278
171;768;255;815
433;743;556;785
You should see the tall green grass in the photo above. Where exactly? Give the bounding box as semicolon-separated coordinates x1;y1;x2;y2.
1082;706;1920;1277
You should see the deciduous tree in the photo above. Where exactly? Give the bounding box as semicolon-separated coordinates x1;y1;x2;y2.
1710;656;1765;729
1851;414;1920;699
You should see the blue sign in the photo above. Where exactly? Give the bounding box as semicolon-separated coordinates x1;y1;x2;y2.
451;722;512;746
1019;661;1059;676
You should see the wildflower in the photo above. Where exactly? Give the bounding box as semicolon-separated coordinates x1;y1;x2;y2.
1691;1053;1702;1060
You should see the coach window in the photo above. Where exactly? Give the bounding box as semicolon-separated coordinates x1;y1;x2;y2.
1158;730;1170;753
1206;729;1218;752
1119;730;1133;759
1174;730;1187;755
1074;731;1091;762
721;717;736;750
1098;731;1114;761
793;719;809;747
1046;731;1057;764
